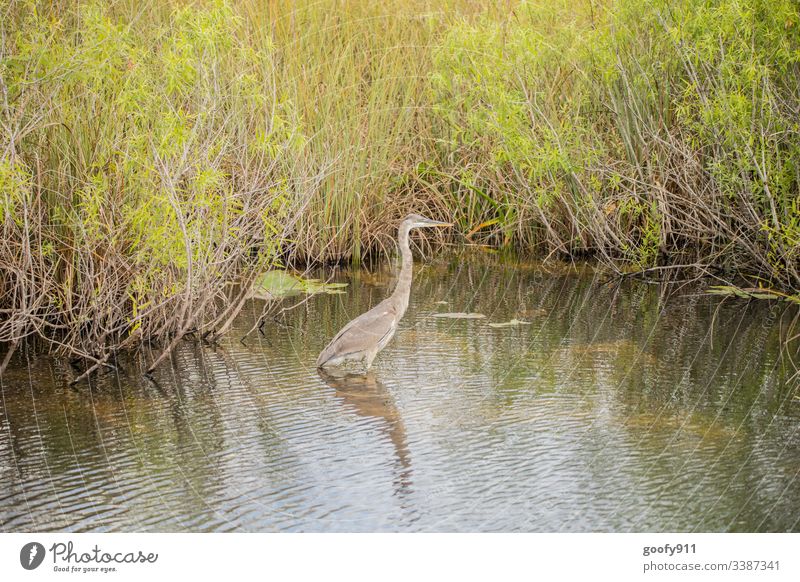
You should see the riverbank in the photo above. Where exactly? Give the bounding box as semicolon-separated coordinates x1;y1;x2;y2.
2;0;799;366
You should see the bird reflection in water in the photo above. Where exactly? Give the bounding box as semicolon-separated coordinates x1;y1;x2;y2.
317;368;412;497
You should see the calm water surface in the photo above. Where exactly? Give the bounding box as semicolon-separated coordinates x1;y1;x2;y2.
1;252;799;531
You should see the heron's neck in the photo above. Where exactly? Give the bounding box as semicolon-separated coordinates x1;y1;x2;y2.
390;225;414;316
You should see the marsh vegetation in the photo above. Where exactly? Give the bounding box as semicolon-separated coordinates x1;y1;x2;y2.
1;0;800;370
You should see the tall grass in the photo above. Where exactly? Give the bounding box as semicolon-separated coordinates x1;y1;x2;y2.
250;0;449;262
1;0;799;374
431;0;800;287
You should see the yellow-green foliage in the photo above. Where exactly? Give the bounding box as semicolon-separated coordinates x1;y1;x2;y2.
672;0;800;272
0;159;32;227
432;0;800;276
2;0;295;350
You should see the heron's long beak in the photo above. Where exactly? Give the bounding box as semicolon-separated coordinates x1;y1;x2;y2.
426;220;453;227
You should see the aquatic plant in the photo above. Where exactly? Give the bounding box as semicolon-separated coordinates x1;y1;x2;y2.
250;270;348;300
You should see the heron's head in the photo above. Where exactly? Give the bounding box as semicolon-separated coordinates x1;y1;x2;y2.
402;214;452;230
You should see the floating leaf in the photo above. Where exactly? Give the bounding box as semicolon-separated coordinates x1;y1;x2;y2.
432;312;486;319
252;270;303;298
251;270;347;300
706;285;799;303
488;319;531;328
303;279;349;295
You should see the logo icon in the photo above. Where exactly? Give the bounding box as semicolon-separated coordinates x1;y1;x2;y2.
20;542;46;570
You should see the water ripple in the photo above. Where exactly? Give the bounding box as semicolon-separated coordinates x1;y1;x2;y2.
1;254;798;531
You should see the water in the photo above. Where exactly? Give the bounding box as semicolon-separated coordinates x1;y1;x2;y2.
1;252;799;532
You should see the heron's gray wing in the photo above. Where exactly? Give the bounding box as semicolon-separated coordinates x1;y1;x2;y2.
317;302;398;366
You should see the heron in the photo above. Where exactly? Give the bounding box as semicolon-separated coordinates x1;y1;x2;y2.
316;214;451;369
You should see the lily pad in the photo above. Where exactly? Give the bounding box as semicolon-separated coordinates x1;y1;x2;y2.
251;270;348;300
432;312;486;319
488;319;531;328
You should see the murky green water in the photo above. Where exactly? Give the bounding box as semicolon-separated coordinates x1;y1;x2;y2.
1;252;799;532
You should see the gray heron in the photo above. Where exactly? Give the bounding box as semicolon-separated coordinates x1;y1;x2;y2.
316;214;451;369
